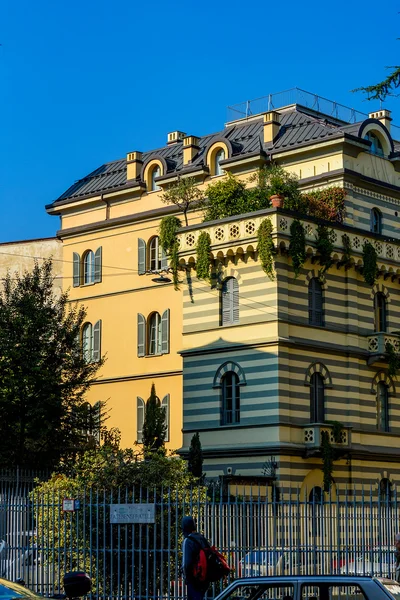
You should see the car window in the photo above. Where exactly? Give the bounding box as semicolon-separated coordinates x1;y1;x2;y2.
225;583;294;600
301;584;366;600
381;582;400;600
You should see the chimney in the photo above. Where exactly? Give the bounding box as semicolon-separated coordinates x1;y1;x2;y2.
368;109;392;132
183;136;200;165
167;131;186;145
263;111;280;144
126;151;143;180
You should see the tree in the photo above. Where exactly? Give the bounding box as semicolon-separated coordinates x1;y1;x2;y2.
203;172;248;221
353;66;400;101
161;176;204;226
187;432;204;480
0;259;105;469
142;383;166;452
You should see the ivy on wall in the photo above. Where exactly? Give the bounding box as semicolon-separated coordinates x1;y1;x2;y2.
289;219;306;277
321;422;344;492
257;219;276;280
315;225;335;273
159;216;182;290
362;241;378;286
196;232;212;281
386;342;400;378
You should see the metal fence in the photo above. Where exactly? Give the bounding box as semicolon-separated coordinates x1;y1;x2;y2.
0;479;399;599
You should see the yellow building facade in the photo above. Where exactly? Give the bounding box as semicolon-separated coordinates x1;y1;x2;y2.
46;90;400;493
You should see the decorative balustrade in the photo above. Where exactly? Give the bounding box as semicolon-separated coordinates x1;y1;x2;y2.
367;332;400;355
303;423;352;449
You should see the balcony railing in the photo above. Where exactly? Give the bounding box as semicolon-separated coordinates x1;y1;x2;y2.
367;332;400;354
303;423;352;449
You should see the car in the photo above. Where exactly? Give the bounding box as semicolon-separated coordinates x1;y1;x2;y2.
214;575;400;600
340;549;394;577
0;571;90;600
238;551;285;577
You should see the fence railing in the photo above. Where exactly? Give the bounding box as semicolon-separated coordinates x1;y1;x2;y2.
0;481;398;599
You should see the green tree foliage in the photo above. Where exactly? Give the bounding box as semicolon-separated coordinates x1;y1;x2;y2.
0;259;104;469
196;231;212;280
302;188;346;223
161;176;204;226
187;432;204;479
289;219;306;277
353;67;400;101
159;216;182;290
386;342;400;378
253;163;301;211
203;172;248;221
142;383;167;453
315;225;335;273
362;241;379;286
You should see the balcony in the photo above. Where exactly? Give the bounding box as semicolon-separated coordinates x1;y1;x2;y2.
367;332;400;365
303;423;352;451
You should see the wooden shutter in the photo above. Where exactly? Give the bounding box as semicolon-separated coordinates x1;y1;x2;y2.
232;278;239;324
137;313;146;357
221;279;231;325
161;248;168;270
93;320;102;362
309;279;323;326
316;374;325;423
161;394;170;442
161;309;170;354
137;397;145;443
222;278;239;325
73;252;81;287
138;239;146;275
94;247;102;283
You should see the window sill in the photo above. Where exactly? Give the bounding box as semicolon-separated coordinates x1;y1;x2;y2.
138;352;170;358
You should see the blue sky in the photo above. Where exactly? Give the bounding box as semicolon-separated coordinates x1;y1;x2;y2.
0;0;399;242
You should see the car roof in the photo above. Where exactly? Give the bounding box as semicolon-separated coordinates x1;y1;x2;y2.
0;577;42;598
233;576;378;583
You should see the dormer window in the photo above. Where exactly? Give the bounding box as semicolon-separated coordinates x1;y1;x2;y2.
364;132;384;157
150;165;161;191
214;149;225;176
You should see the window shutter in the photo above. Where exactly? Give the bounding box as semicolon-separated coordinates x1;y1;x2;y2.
161;394;170;442
94;247;102;283
315;281;323;326
161;309;170;354
232;278;239;324
137;313;146;357
138;239;146;275
137;397;145;443
221;279;231;325
161;248;168;270
73;252;81;287
93;320;102;362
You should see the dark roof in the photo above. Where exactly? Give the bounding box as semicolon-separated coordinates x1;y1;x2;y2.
50;105;388;206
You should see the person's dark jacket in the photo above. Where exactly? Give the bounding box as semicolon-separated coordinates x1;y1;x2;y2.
182;517;210;590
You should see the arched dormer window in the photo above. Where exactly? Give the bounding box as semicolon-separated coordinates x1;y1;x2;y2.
374;292;387;332
364;131;384;157
310;372;325;423
83;251;95;285
214;148;225;176
370;208;382;234
150;165;161;191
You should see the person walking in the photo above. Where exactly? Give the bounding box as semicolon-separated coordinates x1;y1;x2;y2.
182;516;210;600
395;533;400;582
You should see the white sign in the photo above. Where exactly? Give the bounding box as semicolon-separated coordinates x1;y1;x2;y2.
110;503;155;524
62;498;75;512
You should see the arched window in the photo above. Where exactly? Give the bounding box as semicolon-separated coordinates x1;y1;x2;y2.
83;251;95;285
364;132;384;157
308;278;323;326
377;381;389;432
370;208;382;234
221;277;239;326
149;236;167;272
374;292;387;332
309;486;323;536
82;323;94;363
310;373;325;423
214;148;225;176
150;165;161;191
137;397;145;443
221;372;240;425
148;312;162;355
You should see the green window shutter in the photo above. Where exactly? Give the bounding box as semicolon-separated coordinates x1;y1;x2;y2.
73;252;81;287
161;309;170;354
161;248;168;270
94;247;102;283
137;397;145;443
161;394;170;442
137;313;146;357
138;238;146;275
93;320;102;362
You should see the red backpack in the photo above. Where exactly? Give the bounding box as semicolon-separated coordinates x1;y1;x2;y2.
189;535;231;583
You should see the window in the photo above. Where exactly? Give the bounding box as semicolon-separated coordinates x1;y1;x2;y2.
370;208;382;234
137;310;170;357
150;165;161;191
73;247;102;287
380;477;392;501
374;292;387;332
221;372;240;425
161;394;170;442
310;373;325;423
364;131;384;157
214;148;225;176
138;238;167;274
377;381;389;432
300;584;366;600
82;320;102;363
221;277;239;326
308;278;323;326
137;397;145;443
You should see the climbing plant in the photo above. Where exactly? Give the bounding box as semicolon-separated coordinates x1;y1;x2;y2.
386;342;400;378
341;234;352;267
196;232;212;281
289;219;306;277
362;241;378;286
257;219;275;280
315;225;335;273
159;216;182;290
321;422;344;492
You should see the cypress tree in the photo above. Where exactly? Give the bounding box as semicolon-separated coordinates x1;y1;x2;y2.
142;383;166;452
188;432;204;479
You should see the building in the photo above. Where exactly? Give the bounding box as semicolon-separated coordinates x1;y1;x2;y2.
0;237;62;290
46;88;400;494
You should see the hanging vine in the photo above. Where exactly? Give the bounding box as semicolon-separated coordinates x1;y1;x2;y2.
257;219;276;280
341;234;352;267
315;225;335;273
386;342;400;378
321;422;344;492
362;241;378;286
196;232;212;281
289;219;306;277
159;216;182;290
